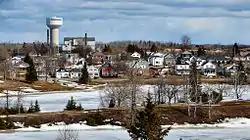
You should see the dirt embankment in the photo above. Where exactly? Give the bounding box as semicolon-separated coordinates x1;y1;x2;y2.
7;102;250;127
93;76;230;85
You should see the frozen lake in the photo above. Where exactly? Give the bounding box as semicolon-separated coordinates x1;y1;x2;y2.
0;127;250;140
0;90;102;112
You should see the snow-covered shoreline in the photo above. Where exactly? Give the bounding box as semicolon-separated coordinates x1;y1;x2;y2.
0;83;107;97
0;117;249;133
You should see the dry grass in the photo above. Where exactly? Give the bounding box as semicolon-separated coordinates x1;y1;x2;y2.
93;76;229;85
0;80;75;91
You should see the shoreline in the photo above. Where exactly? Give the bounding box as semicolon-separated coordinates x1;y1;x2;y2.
0;117;249;133
0;101;249;132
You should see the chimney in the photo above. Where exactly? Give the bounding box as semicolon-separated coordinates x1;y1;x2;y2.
84;33;87;46
47;29;50;45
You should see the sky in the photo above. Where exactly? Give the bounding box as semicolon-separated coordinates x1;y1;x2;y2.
0;0;250;44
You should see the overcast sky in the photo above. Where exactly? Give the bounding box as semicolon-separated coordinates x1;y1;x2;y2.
0;0;250;44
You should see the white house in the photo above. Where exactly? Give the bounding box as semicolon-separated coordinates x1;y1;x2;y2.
148;53;165;67
181;51;193;59
127;59;148;69
87;65;100;79
70;69;82;79
175;64;190;75
202;61;217;77
226;63;239;76
63;53;80;65
131;52;141;59
244;53;250;61
72;58;86;69
56;68;70;79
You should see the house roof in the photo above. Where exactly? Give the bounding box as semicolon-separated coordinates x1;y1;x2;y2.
56;68;69;72
202;61;217;67
92;52;104;56
199;54;230;61
13;61;29;68
164;53;175;59
64;37;95;41
182;51;192;55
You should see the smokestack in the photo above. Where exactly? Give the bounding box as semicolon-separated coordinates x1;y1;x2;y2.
84;33;87;46
47;29;50;45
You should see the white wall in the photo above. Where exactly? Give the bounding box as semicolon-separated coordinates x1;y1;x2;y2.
149;57;164;66
87;66;100;78
56;72;69;79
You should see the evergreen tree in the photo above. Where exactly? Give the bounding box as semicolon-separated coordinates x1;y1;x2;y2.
34;100;40;112
232;43;240;57
20;104;25;113
102;44;112;53
79;63;89;84
150;44;158;53
24;54;38;82
127;92;170;140
65;96;77;111
108;98;115;108
28;101;35;113
197;47;206;57
127;44;139;53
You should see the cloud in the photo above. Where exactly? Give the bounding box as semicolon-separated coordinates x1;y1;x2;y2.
0;0;250;44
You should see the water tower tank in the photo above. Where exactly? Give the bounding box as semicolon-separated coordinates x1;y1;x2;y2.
46;16;63;50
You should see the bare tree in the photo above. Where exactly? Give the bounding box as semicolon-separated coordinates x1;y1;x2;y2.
166;85;179;105
128;60;142;125
153;77;179;105
56;127;79;140
182;73;191;116
189;57;201;118
154;76;167;105
202;84;223;119
0;46;11;80
16;88;24;114
181;35;191;47
230;61;246;100
100;83;131;108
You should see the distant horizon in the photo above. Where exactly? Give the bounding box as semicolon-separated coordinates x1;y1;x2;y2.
0;40;248;46
1;1;250;44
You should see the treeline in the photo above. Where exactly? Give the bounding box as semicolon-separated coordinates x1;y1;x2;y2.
96;40;250;49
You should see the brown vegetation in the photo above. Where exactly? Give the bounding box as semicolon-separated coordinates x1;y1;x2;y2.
93;76;229;85
0;80;75;92
5;101;250;129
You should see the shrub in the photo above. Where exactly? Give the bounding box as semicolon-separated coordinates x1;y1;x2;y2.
86;111;105;126
24;117;41;128
0;118;6;130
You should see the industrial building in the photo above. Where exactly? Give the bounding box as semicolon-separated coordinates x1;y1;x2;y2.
62;33;96;52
